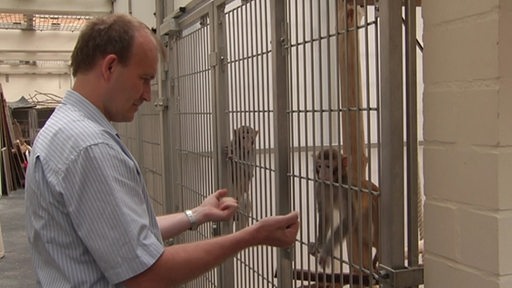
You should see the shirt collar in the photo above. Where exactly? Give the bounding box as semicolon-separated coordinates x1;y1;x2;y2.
62;89;119;136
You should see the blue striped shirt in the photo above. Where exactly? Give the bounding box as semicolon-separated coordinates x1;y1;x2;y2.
25;90;164;288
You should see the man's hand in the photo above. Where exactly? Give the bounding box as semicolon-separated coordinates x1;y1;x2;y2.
192;189;238;225
250;211;300;248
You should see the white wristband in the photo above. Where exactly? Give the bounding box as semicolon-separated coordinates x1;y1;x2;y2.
184;210;198;230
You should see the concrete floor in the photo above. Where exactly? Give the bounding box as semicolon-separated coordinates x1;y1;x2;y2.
0;189;37;288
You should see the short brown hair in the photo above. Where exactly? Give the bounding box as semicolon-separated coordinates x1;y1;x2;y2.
70;14;157;77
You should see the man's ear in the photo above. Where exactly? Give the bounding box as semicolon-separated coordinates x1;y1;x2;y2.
101;54;118;79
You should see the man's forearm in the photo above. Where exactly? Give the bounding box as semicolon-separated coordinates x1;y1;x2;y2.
124;226;258;288
156;212;195;240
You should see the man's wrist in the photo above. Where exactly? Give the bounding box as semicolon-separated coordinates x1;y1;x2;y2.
184;209;198;230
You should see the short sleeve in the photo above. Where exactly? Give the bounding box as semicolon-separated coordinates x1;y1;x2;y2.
60;142;164;284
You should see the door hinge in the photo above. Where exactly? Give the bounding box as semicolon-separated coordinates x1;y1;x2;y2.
153;97;168;111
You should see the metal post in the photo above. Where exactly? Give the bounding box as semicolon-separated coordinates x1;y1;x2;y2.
405;0;420;274
154;0;174;217
212;2;234;287
165;7;182;216
379;0;405;287
271;0;292;287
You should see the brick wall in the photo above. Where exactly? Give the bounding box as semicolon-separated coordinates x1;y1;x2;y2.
423;1;512;287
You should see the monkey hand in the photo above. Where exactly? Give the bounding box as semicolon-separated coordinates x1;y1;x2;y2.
308;242;332;269
307;242;320;256
318;248;333;269
248;211;300;248
195;189;238;223
223;145;234;160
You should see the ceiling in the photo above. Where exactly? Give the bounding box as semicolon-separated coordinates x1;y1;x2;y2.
0;13;93;32
0;0;112;75
0;12;93;74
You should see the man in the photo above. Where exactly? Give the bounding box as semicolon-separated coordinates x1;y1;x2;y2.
25;13;299;288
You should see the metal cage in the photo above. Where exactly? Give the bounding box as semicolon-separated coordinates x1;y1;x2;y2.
157;0;424;287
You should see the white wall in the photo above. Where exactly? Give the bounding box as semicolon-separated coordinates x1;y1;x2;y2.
0;0;159;103
113;0;156;28
0;0;112;101
423;0;512;287
0;74;73;102
1;74;71;101
0;30;77;101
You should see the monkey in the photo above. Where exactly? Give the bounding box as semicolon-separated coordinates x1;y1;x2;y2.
309;148;380;270
225;125;259;229
308;148;350;268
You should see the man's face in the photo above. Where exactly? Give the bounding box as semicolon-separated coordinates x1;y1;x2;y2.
104;30;158;122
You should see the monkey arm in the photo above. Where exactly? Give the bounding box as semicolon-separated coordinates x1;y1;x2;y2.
223;145;233;160
315;195;327;246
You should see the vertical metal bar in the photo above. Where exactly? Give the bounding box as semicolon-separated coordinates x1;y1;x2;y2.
154;0;175;216
334;0;345;281
373;9;382;288
379;1;405;287
298;0;312;278
193;28;198;195
315;0;330;276
270;0;292;287
362;2;378;286
206;23;210;208
264;0;276;284
308;0;319;275
246;2;256;283
339;2;358;285
212;2;234;287
405;0;420;283
231;6;240;285
170;27;183;217
176;35;185;229
226;6;234;253
242;4;249;285
288;0;300;280
250;2;261;285
257;1;269;286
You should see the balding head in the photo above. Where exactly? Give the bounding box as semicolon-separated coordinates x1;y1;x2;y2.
70;13;163;77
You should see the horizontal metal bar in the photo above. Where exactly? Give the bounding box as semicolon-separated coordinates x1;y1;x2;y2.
291;269;378;286
353;0;422;6
379;265;424;288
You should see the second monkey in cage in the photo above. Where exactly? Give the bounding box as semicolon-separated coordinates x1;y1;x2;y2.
309;148;380;270
225;125;259;230
309;148;350;268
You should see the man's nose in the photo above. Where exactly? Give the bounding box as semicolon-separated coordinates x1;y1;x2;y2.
142;83;151;101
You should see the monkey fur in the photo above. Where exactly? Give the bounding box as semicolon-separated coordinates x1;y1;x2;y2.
310;148;379;269
226;125;259;229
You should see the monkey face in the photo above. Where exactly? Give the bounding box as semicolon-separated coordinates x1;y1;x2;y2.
316;161;338;182
314;148;347;183
234;125;259;150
